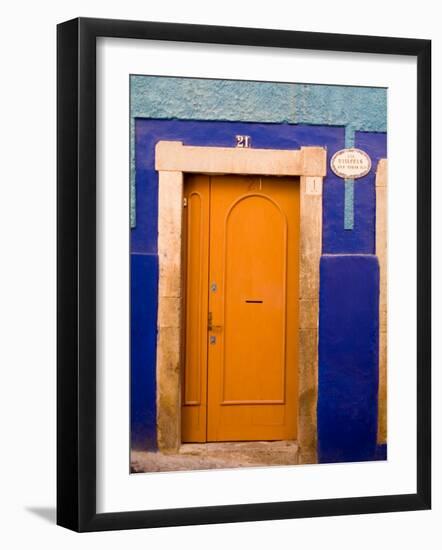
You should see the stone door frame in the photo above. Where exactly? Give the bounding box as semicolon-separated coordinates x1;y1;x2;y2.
155;140;326;463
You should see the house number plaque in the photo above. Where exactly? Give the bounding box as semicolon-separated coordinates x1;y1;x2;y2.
235;135;251;148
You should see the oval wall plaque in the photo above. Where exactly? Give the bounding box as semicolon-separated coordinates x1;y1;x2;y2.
330;148;372;179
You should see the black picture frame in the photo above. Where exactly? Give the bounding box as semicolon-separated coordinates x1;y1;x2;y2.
57;17;431;532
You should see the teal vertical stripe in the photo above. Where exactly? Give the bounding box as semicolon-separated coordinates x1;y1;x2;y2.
344;126;356;230
130;118;136;228
345;125;356;148
344;179;355;230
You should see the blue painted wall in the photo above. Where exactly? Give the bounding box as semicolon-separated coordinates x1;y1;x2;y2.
132;118;386;255
130;76;387;462
318;255;380;463
131;253;158;450
324;131;387;254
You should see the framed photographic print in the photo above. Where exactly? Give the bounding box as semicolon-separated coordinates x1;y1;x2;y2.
57;17;431;531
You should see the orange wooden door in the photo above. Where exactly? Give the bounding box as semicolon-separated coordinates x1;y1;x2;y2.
182;174;299;442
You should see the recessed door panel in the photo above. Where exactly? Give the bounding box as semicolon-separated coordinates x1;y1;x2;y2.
181;175;210;442
222;195;287;404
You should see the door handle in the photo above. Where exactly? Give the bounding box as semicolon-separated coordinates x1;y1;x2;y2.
208;312;223;331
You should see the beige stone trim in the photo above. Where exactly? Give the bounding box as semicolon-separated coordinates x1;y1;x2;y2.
376;159;387;444
297;176;322;463
155;142;325;459
156;141;326;177
157;171;183;452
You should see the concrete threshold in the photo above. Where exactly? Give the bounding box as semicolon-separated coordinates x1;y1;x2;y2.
131;440;299;473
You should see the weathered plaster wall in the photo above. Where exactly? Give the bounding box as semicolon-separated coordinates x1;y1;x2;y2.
130;76;386;228
130;76;387;463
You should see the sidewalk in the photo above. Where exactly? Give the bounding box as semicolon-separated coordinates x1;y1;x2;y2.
131;440;299;473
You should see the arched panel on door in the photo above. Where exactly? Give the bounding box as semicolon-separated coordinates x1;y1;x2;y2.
222;194;288;405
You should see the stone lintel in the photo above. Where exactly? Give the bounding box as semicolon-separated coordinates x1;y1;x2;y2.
155;141;326;177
